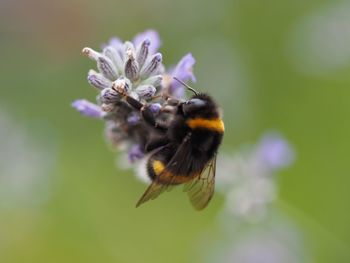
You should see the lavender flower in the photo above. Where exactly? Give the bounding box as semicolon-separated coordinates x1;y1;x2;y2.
149;103;161;114
72;30;197;180
207;220;308;263
132;30;161;54
171;53;196;83
216;132;294;221
128;144;145;163
200;134;309;263
81;30;166;113
72;100;104;118
163;53;196;98
256;133;295;169
87;70;112;90
127;112;140;125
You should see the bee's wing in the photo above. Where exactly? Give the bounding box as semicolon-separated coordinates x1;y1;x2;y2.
135;136;192;208
135;181;174;207
183;154;217;211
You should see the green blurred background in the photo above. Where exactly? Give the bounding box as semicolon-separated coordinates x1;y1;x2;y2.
1;0;350;262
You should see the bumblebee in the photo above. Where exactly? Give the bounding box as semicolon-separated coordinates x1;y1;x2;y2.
117;78;224;210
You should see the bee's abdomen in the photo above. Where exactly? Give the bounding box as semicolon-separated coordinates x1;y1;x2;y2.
147;147;198;185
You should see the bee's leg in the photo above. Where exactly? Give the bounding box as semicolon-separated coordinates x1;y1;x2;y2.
145;136;170;152
121;94;168;131
124;95;143;110
140;106;168;131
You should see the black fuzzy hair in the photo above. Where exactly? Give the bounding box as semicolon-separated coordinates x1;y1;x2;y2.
185;93;220;119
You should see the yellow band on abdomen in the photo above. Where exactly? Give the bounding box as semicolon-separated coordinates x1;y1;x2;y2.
153;160;166;175
152;160;196;184
187;118;225;133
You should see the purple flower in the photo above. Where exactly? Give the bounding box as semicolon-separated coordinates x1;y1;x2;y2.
172;53;196;82
149;103;161;114
135;85;157;98
169;53;196;98
128;144;144;163
127;113;140;125
101;37;124;57
76;31;201;183
83;30;165;106
87;70;112;90
104;30;160;57
72;99;104;118
257;133;295;169
133;29;161;54
108;37;123;50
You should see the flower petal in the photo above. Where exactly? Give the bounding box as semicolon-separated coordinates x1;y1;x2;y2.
140;53;162;78
171;53;196;83
124;48;139;81
106;37;123;52
141;75;163;88
135;85;156;99
103;46;124;75
72;100;104;118
97;56;118;80
87;70;112;90
136;39;150;69
149;103;161;114
100;88;121;104
169;53;196;98
257;133;295;169
127;112;140;125
133;29;161;54
128;144;144;163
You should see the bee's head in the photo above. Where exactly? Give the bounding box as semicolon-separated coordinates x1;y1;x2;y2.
181;93;219;119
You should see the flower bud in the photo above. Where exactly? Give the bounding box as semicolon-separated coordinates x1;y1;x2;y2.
72;99;103;118
141;75;162;88
135;85;156;99
124;48;139;81
112;77;132;95
103;46;124;75
140;53;162;78
136;39;150;69
101;103;115;112
82;47;100;60
123;41;135;59
97;56;118;81
87;70;112;90
100;88;121;104
149;103;161;114
128;144;144;163
127;112;140;125
105;122;126;147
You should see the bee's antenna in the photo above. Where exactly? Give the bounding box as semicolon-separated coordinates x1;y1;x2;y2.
173;77;198;95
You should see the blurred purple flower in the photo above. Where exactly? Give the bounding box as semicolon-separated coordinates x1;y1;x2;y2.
216;132;295;221
149;103;162;114
128;144;144;163
215;225;307;263
127;113;140;125
169;53;196;98
133;29;161;54
107;37;123;51
257;133;294;169
102;30;160;60
172;53;196;82
72;99;104;118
